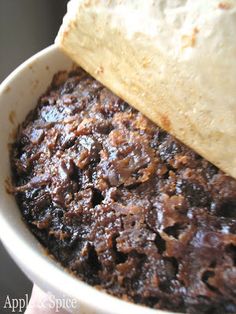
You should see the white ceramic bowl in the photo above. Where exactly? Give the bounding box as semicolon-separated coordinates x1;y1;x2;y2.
0;45;177;314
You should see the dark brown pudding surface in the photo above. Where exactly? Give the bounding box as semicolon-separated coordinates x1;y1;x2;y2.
11;69;236;314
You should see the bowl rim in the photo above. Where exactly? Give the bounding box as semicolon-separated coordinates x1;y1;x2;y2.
0;44;177;314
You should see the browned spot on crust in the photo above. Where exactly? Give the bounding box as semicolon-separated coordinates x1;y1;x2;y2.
142;57;152;68
72;20;78;28
62;30;69;39
83;0;99;7
160;114;171;132
3;86;11;94
83;0;92;7
68;19;78;30
218;2;231;9
182;34;195;48
29;64;33;70
95;66;104;75
9;110;16;125
181;27;199;49
45;65;50;71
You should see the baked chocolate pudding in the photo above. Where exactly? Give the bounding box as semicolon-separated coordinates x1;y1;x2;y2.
11;68;236;314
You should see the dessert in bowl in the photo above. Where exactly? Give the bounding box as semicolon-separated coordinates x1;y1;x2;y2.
1;0;236;313
0;44;236;314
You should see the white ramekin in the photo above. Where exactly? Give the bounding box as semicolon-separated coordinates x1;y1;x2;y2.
0;45;177;314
